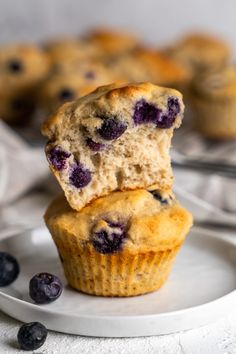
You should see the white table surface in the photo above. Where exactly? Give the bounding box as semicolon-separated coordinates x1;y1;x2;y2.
1;310;236;353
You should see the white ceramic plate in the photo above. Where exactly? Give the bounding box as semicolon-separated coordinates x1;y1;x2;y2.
0;227;236;337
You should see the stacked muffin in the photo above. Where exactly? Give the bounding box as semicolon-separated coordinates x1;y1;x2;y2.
43;82;193;297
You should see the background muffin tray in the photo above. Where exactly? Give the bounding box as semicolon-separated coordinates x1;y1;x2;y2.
0;227;235;337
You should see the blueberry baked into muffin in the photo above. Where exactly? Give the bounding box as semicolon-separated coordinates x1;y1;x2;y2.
45;189;192;296
42;82;184;211
189;65;236;139
0;43;50;124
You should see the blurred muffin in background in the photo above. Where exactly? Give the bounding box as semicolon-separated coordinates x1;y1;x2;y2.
87;27;139;59
39;60;123;114
108;48;190;89
0;43;50;124
44;38;101;73
189;65;236;139
38;73;97;114
163;33;230;76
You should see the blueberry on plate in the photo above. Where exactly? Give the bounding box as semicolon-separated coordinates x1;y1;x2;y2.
29;272;63;304
17;322;47;351
0;251;20;286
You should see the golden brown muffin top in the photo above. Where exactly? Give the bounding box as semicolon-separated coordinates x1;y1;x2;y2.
0;43;50;89
42;82;183;138
165;33;230;72
109;48;190;86
45;190;193;252
87;28;139;57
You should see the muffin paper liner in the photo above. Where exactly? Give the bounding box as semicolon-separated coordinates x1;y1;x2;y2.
190;94;236;139
49;223;182;297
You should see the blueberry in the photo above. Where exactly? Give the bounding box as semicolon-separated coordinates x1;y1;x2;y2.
7;59;23;73
149;190;171;205
92;220;126;254
97;117;127;140
29;272;63;304
168;97;180;116
58;88;75;102
156;97;180;129
86;137;106;152
17;322;47;351
133;99;161;125
47;146;71;171
11;98;34;113
85;70;95;80
69;162;92;188
0;252;19;286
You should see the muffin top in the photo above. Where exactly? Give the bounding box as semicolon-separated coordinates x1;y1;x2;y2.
0;43;50;89
44;38;101;73
165;33;230;72
45;189;193;253
87;28;139;58
39;73;97;113
109;48;190;87
190;65;236;100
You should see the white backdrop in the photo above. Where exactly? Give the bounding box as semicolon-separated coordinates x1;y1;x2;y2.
0;0;235;49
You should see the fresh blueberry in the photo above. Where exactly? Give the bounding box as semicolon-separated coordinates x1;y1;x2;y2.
97;117;127;140
0;252;19;286
85;70;95;80
92;220;126;254
7;59;23;73
47;146;71;171
69;162;92;188
29;272;63;304
58;88;75;102
156;97;180;129
133;99;161;125
17;322;47;351
86;137;106;152
149;190;171;205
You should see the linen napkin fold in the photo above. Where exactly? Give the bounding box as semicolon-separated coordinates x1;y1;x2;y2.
0;121;49;205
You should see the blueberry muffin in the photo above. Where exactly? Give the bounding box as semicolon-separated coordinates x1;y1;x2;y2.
109;48;190;89
164;33;230;75
44;189;193;296
189;65;236;139
44;38;101;73
42;82;184;211
39;62;123;114
0;43;50;123
87;28;139;59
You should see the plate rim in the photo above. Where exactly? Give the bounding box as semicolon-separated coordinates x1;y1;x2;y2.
0;226;236;337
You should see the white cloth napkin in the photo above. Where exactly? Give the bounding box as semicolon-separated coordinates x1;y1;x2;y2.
173;127;236;226
0;120;235;238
